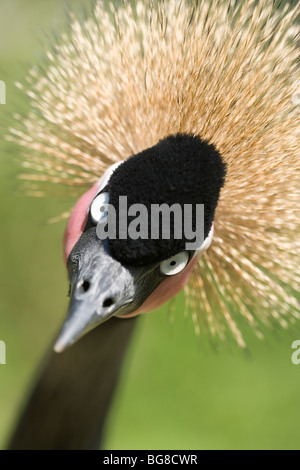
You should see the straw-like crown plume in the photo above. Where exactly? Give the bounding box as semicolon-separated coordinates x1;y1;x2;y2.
7;0;300;348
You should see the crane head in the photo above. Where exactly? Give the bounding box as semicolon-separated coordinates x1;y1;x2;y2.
54;134;226;352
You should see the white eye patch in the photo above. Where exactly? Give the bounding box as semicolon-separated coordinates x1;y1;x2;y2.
195;223;214;256
89;161;123;222
97;161;123;193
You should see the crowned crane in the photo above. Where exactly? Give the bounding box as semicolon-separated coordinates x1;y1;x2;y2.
7;0;300;450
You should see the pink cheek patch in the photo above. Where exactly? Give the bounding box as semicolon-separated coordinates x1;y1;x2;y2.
116;254;200;318
63;183;100;265
63;162;123;265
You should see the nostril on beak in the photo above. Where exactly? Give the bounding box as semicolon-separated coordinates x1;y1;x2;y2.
79;280;90;293
102;297;114;308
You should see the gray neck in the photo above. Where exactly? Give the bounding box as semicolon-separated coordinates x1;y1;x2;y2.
8;317;137;450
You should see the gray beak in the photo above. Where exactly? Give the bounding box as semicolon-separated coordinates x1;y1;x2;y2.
54;228;158;353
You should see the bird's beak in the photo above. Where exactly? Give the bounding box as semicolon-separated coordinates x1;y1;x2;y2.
54;229;156;353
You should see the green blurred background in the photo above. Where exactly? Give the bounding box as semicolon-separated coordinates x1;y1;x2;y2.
0;0;299;450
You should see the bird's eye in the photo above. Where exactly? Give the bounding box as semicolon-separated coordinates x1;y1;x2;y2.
90;192;110;224
160;252;189;276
